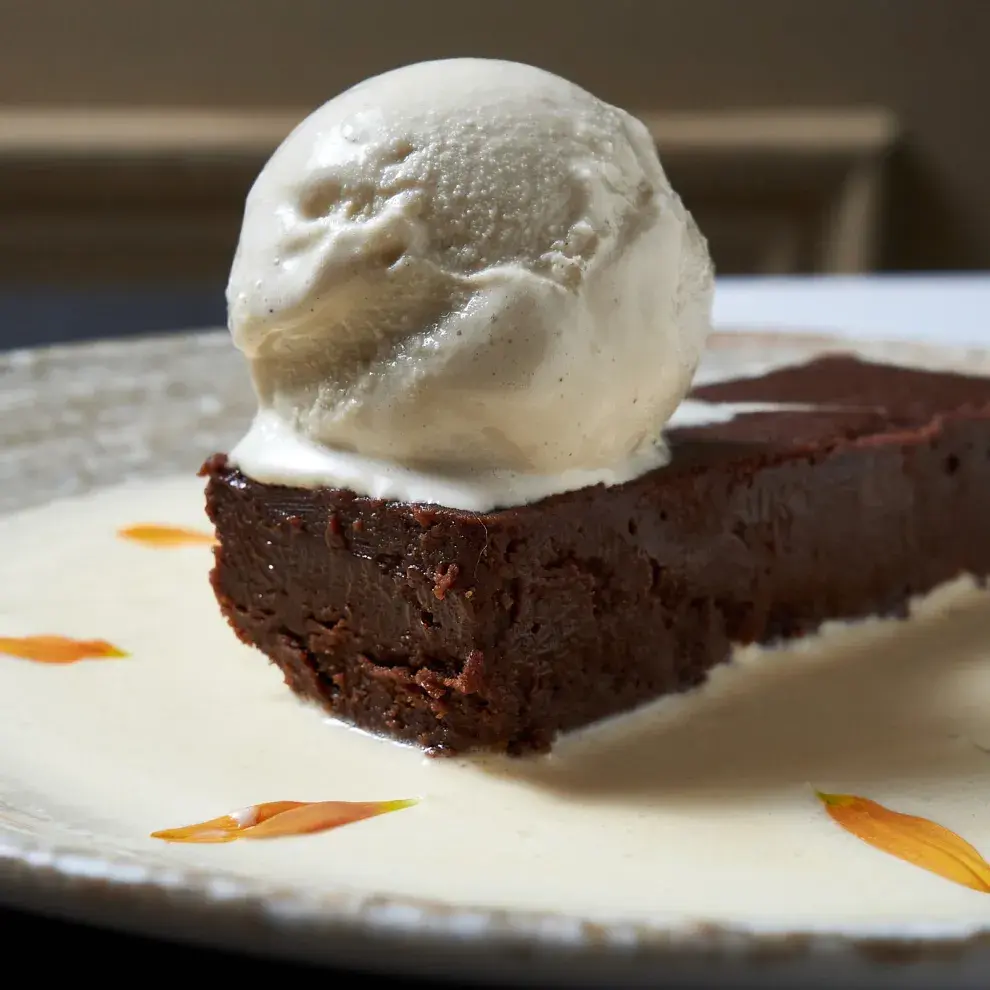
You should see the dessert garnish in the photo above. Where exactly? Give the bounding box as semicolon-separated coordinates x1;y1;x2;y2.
118;524;216;547
0;635;128;664
151;797;417;843
817;790;990;893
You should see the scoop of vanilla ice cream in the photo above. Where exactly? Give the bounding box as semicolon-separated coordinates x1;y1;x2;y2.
227;58;713;511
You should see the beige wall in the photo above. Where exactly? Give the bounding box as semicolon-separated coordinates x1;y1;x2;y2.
1;0;988;270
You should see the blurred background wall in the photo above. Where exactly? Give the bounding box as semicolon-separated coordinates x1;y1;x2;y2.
0;0;986;340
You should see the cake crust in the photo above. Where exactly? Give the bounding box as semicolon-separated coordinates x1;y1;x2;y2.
203;356;990;754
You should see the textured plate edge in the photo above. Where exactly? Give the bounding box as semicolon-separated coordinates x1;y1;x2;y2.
5;836;990;987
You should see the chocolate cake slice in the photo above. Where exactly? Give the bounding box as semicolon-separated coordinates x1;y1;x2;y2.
202;355;990;755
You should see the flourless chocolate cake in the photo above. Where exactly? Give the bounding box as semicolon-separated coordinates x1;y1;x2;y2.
202;355;990;755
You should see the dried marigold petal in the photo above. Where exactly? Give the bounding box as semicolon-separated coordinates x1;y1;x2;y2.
151;798;417;843
0;635;128;664
817;790;990;894
118;524;216;547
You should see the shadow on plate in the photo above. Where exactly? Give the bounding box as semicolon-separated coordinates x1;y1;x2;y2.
484;585;990;805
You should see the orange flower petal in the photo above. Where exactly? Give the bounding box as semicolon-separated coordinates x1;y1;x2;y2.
149;802;305;844
0;635;129;665
151;798;417;843
118;524;216;547
150;813;244;844
816;790;990;893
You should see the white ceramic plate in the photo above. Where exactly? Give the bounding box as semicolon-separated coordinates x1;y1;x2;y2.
3;329;990;988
